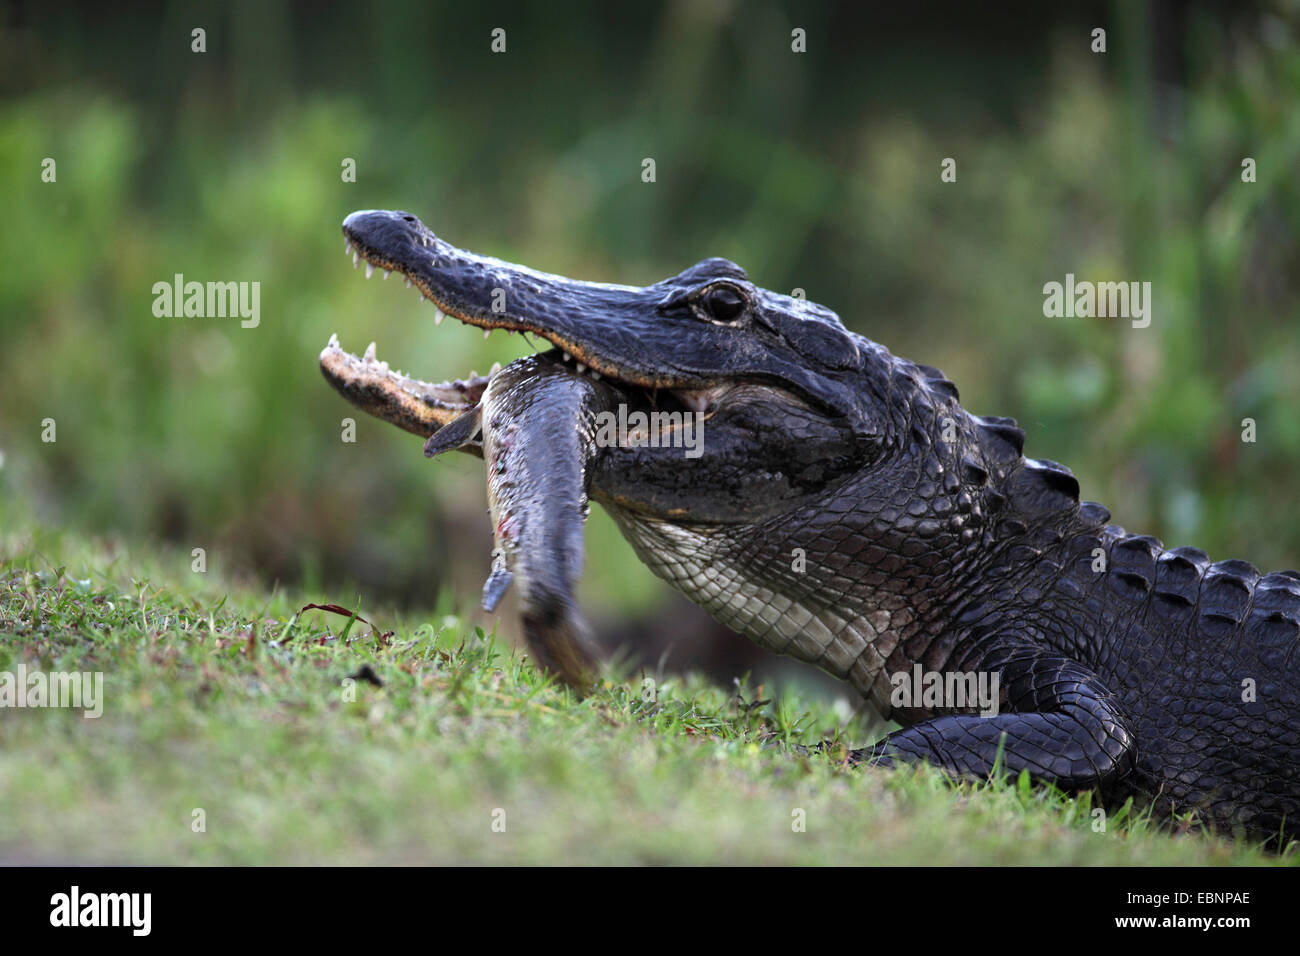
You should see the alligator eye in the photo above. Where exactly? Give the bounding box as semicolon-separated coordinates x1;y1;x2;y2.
702;284;746;323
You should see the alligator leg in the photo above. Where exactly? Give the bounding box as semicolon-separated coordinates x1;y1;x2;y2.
854;650;1138;791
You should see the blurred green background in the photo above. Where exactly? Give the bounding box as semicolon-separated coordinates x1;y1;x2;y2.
2;0;1298;690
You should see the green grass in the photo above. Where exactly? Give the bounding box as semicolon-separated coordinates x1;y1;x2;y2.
0;528;1292;866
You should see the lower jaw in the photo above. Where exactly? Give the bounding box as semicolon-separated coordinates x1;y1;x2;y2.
321;332;727;433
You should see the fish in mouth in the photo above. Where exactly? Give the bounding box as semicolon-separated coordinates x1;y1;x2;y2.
321;209;868;690
320;332;619;688
320;337;611;688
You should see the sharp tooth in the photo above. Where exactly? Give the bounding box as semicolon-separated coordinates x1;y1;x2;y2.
490;361;502;375
434;311;445;326
576;363;586;374
352;251;359;267
404;278;412;288
383;269;391;280
327;332;340;348
676;389;713;413
365;263;375;279
345;241;351;255
562;352;573;363
590;370;601;379
364;342;377;362
484;329;491;339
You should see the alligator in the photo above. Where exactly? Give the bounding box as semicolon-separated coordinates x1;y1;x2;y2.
322;209;1300;845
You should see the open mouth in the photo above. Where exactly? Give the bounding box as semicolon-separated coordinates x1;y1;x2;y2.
318;333;494;438
325;226;735;432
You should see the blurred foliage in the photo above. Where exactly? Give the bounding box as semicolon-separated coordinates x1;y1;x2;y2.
1;1;1298;671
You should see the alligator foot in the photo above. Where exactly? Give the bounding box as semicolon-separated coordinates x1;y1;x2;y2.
851;649;1138;791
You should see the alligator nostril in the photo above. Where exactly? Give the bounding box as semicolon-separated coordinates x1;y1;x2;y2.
403;216;416;222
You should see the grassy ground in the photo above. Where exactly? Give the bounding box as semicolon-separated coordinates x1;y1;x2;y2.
0;527;1292;866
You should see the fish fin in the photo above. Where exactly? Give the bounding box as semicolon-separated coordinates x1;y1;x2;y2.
481;556;514;612
423;407;483;458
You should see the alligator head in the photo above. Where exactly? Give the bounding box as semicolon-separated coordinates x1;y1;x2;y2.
322;209;977;694
324;209;896;523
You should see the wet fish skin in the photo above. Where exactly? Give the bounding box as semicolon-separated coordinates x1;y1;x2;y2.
478;355;618;690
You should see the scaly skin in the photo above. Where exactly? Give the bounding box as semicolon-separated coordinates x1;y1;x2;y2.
323;210;1300;844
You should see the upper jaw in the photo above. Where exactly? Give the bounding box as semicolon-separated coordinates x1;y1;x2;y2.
340;209;735;392
337;210;866;428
